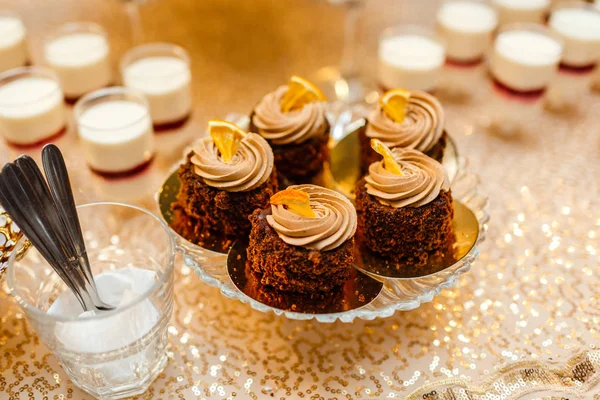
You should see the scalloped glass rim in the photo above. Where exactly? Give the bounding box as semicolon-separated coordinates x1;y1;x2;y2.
157;118;489;322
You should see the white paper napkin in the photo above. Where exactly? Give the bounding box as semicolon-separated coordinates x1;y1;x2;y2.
47;267;160;384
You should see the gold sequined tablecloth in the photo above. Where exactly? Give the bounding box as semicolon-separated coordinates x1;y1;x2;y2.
1;0;600;399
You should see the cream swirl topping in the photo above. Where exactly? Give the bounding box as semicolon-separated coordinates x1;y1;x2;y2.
252;86;327;145
267;185;357;251
191;132;274;192
366;91;445;153
365;148;449;208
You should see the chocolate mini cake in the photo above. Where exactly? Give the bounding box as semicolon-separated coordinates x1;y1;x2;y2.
173;121;278;244
355;141;454;271
250;76;330;184
246;185;357;294
244;264;345;312
360;90;447;174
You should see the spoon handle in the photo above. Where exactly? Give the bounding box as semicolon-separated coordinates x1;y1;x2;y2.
42;145;114;311
14;157;77;257
41;147;91;277
14;156;88;289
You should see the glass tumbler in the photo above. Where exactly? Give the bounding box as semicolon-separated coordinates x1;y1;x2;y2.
6;202;175;400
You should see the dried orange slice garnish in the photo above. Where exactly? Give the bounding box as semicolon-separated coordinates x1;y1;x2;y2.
280;75;326;113
371;139;403;176
208;120;247;163
379;88;411;123
270;189;317;218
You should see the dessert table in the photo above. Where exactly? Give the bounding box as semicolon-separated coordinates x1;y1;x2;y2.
1;0;600;398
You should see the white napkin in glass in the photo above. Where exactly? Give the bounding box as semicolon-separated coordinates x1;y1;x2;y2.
47;267;160;385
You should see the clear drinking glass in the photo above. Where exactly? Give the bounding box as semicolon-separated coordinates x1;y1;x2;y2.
120;43;192;128
6;202;175;400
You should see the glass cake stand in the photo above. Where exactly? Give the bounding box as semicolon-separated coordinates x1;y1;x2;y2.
156;119;489;323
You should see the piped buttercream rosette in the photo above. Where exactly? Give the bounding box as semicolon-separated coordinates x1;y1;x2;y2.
366;147;450;208
366;90;445;153
191;132;274;193
267;185;357;251
252;85;327;145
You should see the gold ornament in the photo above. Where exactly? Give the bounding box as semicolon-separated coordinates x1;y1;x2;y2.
0;206;29;275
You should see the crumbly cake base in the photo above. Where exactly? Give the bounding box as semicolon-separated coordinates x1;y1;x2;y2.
249;114;330;184
244;264;345;312
173;153;278;239
355;179;455;270
169;206;234;253
246;209;354;294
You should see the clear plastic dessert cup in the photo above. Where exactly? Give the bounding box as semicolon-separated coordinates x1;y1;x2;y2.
0;66;67;147
120;42;192;129
6;202;175;400
378;25;446;92
74;86;155;177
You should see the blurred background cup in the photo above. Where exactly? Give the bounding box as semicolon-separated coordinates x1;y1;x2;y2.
490;23;564;93
43;22;113;101
6;202;175;400
74;86;155;177
378;25;446;92
436;0;498;64
492;0;551;26
0;10;28;74
120;42;192;129
0;66;66;147
485;23;563;135
548;0;600;69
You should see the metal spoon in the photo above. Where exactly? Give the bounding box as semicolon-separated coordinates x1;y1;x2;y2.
0;161;91;310
0;156;113;312
42;145;114;311
13;156;102;310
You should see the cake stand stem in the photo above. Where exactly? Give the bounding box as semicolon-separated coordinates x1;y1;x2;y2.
122;0;145;45
315;0;370;105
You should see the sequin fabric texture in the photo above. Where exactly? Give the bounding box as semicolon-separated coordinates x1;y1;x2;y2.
1;0;600;398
